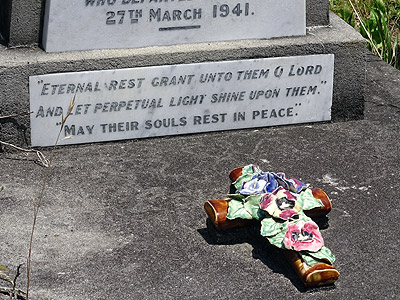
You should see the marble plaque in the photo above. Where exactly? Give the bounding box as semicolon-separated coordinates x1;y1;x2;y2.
29;54;334;146
42;0;306;52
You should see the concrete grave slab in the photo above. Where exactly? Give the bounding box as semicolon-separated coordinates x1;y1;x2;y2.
0;53;399;299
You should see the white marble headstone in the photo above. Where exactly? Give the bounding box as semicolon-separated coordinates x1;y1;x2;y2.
42;0;306;52
29;54;334;146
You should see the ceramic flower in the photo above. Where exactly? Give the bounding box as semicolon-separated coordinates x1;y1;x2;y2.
259;187;301;220
240;172;280;195
253;172;280;192
283;220;324;252
233;165;262;192
275;173;308;193
240;178;268;195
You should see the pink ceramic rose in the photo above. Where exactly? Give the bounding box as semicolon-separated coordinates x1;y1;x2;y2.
283;220;324;252
260;187;301;220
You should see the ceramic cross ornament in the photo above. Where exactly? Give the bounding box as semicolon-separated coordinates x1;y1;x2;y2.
204;165;339;287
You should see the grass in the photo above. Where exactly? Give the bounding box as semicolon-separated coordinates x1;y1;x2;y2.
0;264;26;299
1;96;75;300
330;0;400;69
25;96;75;300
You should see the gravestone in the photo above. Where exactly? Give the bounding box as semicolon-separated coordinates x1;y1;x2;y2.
0;0;366;147
42;0;306;52
0;0;330;47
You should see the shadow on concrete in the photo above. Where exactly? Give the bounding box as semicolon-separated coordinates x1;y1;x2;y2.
198;218;337;293
0;118;29;147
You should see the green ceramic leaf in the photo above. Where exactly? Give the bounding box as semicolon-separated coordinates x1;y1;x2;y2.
256;209;269;220
226;199;253;220
295;191;305;208
227;194;246;201
233;173;254;191
296;213;313;223
243;195;263;220
301;252;323;266
260;217;288;237
307;246;336;264
242;164;261;175
298;189;324;210
265;228;286;248
232;165;260;191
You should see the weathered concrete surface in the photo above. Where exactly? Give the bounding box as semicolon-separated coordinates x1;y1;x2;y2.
307;0;329;26
0;52;399;299
0;13;366;147
2;0;44;47
2;0;328;47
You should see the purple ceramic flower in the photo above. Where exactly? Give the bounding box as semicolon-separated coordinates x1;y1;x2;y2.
240;177;268;195
275;173;308;193
252;172;279;192
240;172;280;195
283;220;324;252
259;187;301;220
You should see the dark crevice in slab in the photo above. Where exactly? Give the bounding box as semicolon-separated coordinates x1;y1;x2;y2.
0;0;12;44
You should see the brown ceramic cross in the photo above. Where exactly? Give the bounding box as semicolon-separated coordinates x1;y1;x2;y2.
204;167;339;287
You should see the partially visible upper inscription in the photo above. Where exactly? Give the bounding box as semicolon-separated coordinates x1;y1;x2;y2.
42;0;306;52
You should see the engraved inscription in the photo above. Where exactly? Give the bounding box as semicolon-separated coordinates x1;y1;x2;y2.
29;55;334;146
42;0;306;52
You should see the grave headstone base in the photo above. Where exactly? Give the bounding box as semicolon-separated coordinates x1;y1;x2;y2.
0;13;366;147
